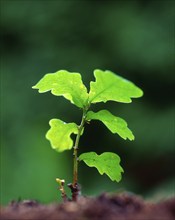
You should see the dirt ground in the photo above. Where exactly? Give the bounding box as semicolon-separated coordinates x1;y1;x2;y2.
0;193;174;220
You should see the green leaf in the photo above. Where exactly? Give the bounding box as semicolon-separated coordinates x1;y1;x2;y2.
46;119;78;152
86;110;134;141
79;152;124;182
32;70;88;108
89;69;143;104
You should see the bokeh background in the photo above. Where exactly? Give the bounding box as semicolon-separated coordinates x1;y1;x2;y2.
1;0;174;205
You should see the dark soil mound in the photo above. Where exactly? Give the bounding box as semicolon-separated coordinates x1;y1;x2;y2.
1;193;175;220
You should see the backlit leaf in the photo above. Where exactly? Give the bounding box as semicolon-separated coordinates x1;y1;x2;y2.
79;152;124;182
32;70;88;108
89;69;143;104
46;119;78;152
86;110;134;140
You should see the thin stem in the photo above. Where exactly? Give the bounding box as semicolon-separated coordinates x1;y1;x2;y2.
68;104;90;201
73;109;87;186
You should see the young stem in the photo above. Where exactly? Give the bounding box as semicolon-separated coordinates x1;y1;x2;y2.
73;109;87;186
69;108;88;201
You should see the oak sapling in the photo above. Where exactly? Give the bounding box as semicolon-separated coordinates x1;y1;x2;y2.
32;69;143;201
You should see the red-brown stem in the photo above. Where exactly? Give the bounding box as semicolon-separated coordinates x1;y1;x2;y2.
56;179;68;202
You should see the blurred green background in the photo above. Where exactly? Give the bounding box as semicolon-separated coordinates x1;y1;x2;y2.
1;0;174;205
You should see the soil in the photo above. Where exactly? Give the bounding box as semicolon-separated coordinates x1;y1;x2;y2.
0;193;174;220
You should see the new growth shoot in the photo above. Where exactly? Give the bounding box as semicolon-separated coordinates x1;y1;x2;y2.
32;69;143;201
